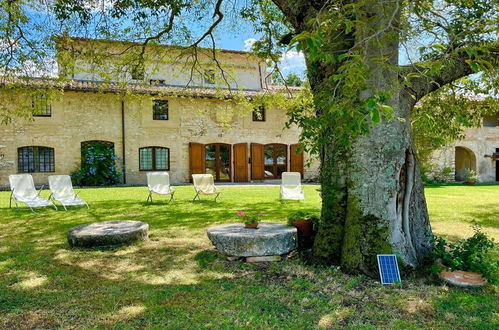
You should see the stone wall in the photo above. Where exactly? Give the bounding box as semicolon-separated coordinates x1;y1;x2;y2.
429;126;499;183
0;90;319;188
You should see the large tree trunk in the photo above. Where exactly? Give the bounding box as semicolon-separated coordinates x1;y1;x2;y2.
298;0;432;275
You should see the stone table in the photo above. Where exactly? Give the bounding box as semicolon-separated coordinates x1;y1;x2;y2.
68;220;149;247
207;223;297;261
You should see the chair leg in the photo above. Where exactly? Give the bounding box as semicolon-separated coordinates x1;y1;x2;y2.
85;202;90;209
168;192;174;203
192;192;200;202
215;193;220;202
147;192;152;203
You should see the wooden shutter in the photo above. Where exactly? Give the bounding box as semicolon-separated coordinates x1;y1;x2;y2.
290;144;304;175
251;143;264;180
233;143;248;182
189;142;205;181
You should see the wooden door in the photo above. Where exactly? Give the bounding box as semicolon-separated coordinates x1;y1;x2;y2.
233;143;248;182
189;142;205;181
290;144;304;175
251;143;264;180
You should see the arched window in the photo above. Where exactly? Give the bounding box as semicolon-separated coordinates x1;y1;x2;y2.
18;146;55;173
139;147;170;171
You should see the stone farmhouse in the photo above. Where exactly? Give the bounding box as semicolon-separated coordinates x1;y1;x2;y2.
0;37;496;187
0;37;319;187
430;114;499;183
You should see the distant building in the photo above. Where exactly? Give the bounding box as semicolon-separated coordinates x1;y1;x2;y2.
0;37;319;187
430;114;499;183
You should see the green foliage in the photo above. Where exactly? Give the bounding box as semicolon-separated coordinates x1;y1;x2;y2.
463;169;478;183
422;166;453;184
430;226;498;282
71;142;121;186
287;211;318;225
272;72;304;87
236;210;265;225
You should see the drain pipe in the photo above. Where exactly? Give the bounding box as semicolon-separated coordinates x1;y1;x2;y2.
121;100;127;184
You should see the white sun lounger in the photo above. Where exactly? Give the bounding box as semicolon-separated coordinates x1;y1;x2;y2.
192;174;221;201
146;172;175;203
9;174;57;212
280;172;305;201
48;175;89;210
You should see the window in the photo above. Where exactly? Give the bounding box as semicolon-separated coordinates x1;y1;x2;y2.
204;70;215;84
131;63;145;80
139;147;170;171
252;105;265;122
32;94;51;117
153;100;168;120
18;146;55;173
150;79;165;85
483;115;499;127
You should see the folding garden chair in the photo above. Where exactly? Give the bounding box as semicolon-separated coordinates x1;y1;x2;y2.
9;174;57;212
48;175;89;210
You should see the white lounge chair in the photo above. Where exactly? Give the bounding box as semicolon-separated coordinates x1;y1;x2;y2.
192;174;221;201
280;172;305;201
48;175;89;210
9;174;57;212
146;172;175;203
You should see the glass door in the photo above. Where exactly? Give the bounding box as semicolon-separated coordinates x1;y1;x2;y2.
264;144;287;179
205;143;231;182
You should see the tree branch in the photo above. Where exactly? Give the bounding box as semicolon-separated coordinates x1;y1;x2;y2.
401;41;499;102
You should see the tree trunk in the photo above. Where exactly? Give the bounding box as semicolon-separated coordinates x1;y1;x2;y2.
272;0;434;274
306;0;433;275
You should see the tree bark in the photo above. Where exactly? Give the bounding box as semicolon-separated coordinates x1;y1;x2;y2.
274;0;434;275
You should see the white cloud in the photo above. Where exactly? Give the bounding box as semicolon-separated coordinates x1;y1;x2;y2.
243;38;257;51
279;50;306;76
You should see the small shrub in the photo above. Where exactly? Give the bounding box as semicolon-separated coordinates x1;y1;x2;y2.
463;169;478;183
430;225;498;282
236;211;265;225
287;211;319;225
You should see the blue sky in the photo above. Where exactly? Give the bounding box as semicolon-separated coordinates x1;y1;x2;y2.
200;19;307;78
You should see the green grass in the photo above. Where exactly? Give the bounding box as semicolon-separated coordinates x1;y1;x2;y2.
0;184;497;328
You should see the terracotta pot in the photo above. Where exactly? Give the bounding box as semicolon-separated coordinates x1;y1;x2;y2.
439;269;487;288
464;180;476;185
291;219;313;237
244;223;258;229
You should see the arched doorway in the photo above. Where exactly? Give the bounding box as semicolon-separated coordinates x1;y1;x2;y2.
455;146;477;181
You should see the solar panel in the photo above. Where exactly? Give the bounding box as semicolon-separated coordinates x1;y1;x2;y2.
377;254;401;284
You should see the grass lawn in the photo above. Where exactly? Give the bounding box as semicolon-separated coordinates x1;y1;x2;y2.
0;184;497;328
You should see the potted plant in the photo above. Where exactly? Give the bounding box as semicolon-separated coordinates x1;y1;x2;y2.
236;211;265;229
430;226;497;287
463;169;478;184
287;211;316;237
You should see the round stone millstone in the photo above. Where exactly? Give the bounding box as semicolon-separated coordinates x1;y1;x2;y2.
67;220;149;247
207;223;297;257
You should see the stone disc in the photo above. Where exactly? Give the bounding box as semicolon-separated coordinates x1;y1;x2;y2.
207;222;297;257
68;220;149;247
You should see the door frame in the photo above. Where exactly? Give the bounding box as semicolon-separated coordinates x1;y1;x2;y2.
263;143;288;180
205;143;232;182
